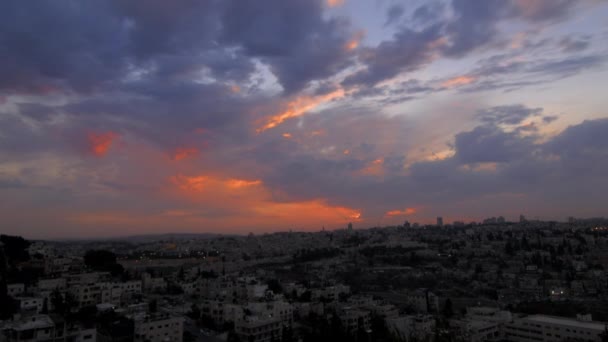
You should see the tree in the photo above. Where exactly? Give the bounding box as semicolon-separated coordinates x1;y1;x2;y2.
505;241;514;256
187;303;200;320
41;298;48;314
267;279;283;294
600;325;608;342
0;235;30;264
443;298;454;318
148;299;158;313
50;289;78;316
84;250;124;276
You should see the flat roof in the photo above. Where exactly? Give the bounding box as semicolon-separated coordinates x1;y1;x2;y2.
524;315;606;331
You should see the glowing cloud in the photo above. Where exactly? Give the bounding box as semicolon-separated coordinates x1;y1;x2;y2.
226;179;262;189
359;158;384;176
87;131;118;157
254;199;361;222
441;75;477;88
344;31;365;51
171;147;199;161
385;208;418;217
326;0;345;8
282;133;293;139
170;174;208;192
257;88;346;132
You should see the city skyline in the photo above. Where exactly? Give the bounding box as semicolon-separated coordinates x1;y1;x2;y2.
2;0;608;238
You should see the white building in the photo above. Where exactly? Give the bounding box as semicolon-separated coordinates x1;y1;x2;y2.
235;316;282;342
0;315;55;342
132;313;183;342
504;314;607;342
37;278;67;292
338;307;371;336
386;315;435;342
7;284;25;297
450;318;501;342
16;297;44;314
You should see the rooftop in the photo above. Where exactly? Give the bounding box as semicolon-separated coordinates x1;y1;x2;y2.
524;315;607;331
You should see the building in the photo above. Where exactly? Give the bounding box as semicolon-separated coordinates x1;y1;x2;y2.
405;290;439;313
437;217;444;227
503;314;607;342
0;315;55;341
16;297;44;314
338;307;371;336
7;284;25;297
235;316;282;342
132;313;183;342
450;318;501;342
386;314;435;341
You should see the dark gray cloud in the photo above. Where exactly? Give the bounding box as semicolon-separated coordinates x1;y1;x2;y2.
0;0;129;94
477;105;542;125
559;35;591;53
343;0;589;90
220;0;355;93
385;4;405;26
454;125;536;164
343;24;442;87
545;118;608;158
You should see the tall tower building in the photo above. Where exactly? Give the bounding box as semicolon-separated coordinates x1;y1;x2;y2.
437;217;443;227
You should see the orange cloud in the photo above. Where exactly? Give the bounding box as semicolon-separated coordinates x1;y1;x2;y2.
257;88;345;132
170;174;263;193
282;133;292;139
87;131;118;157
226;179;262;189
326;0;344;7
441;75;477;88
254;199;361;222
359;158;384;176
170;174;209;192
171;147;199;161
343;149;350;155
344;31;365;51
167;173;361;227
385;208;418;217
427;36;449;50
230;85;241;93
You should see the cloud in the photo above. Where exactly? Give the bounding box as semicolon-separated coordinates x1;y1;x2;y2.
385;208;418;217
257;87;346;132
477;105;542;125
1;0;607;237
559;35;591;53
171;147;200;161
343;25;444;87
87;131;119;157
326;0;345;8
385;4;405;26
220;0;356;93
441;75;477;88
454;125;535;163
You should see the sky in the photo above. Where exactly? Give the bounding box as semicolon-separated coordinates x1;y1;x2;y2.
1;0;608;239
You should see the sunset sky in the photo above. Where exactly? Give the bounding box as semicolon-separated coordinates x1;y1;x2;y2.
1;0;608;238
